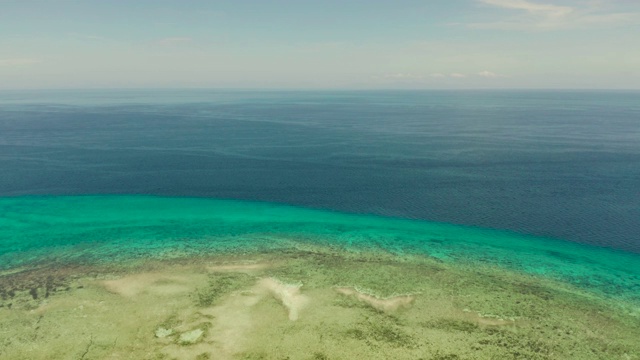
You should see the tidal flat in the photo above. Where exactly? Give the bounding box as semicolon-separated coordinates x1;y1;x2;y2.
1;246;639;360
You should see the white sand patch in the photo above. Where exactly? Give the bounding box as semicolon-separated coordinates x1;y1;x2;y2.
461;308;517;327
101;273;195;297
158;276;309;359
154;327;174;338
189;291;263;358
179;329;204;344
471;313;515;327
336;287;415;312
207;263;271;273
257;278;309;321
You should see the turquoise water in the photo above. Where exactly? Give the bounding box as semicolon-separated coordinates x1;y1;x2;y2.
2;90;639;253
2;195;638;302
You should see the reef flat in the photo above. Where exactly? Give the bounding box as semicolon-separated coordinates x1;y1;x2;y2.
1;196;639;359
2;248;640;360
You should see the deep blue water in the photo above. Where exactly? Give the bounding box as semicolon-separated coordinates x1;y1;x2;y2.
1;90;639;252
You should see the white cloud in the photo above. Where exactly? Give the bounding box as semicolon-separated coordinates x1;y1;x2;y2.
0;58;40;67
477;70;507;78
383;73;424;80
381;71;510;81
472;0;640;30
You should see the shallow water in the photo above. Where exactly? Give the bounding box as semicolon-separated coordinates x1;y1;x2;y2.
2;196;639;303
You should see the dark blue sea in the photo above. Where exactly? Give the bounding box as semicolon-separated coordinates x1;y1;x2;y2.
1;89;639;252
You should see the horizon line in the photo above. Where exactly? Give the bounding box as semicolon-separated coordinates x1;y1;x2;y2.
1;87;639;92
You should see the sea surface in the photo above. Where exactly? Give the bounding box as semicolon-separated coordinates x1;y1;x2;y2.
1;90;639;292
1;89;638;251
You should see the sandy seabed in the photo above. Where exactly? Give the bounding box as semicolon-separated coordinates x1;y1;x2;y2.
1;246;639;360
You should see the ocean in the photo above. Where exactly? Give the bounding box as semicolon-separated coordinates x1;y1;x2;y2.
1;90;639;251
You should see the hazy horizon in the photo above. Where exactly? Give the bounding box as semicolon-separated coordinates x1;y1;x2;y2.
1;0;639;90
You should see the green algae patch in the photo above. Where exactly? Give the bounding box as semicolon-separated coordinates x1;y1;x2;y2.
179;328;205;345
1;248;639;359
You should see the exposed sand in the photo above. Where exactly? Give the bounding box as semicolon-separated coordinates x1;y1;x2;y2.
1;249;639;360
102;273;201;297
257;277;309;321
336;286;414;313
207;263;273;274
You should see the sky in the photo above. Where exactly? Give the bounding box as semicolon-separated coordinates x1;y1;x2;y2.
1;0;639;89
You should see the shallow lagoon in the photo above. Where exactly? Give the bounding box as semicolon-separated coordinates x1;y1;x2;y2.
1;196;639;359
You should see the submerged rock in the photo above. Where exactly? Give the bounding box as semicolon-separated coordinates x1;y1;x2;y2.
179;329;204;344
155;327;174;338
